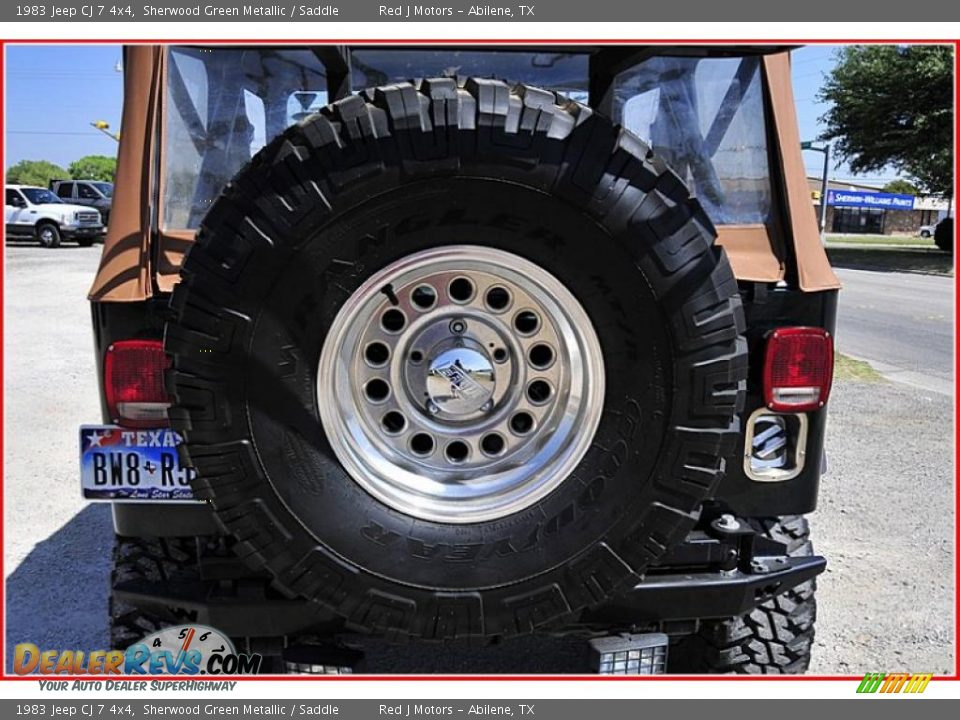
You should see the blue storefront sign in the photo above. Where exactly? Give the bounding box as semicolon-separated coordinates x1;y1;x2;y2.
825;189;916;210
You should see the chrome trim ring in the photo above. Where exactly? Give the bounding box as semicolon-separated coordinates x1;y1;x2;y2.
317;245;605;524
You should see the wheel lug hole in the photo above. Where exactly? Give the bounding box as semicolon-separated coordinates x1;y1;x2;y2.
381;308;406;333
409;350;424;364
527;379;552;404
411;285;437;310
364;379;390;403
510;412;535;436
364;342;390;367
448;277;475;304
528;343;555;370
381;411;406;435
492;347;508;363
450;319;467;335
445;440;471;464
513;310;540;336
485;286;512;312
410;433;435;456
480;433;506;457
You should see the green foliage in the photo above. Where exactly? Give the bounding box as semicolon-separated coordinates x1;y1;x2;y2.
881;178;920;195
819;45;953;195
68;155;117;183
5;159;70;187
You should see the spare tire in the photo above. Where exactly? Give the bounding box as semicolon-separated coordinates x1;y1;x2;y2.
166;78;747;640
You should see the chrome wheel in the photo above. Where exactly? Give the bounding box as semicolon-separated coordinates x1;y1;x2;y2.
317;245;605;523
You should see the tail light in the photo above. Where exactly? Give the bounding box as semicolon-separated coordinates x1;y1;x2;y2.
763;327;834;412
104;340;171;427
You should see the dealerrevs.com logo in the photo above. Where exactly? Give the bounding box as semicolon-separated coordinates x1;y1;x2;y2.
14;624;262;675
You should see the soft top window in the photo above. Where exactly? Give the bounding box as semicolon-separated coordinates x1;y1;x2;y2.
614;56;772;226
162;47;327;230
350;49;589;101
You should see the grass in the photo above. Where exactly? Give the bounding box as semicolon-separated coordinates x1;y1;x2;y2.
834;353;886;383
825;233;936;247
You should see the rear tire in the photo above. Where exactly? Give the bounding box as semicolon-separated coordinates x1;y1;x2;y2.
670;516;817;674
109;536;199;648
37;223;61;248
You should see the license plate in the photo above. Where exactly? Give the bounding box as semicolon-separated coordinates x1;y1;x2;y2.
79;425;200;502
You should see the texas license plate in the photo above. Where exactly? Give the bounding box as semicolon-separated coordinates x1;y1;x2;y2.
79;425;200;502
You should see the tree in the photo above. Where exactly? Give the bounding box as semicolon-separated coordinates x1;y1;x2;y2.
818;45;953;196
69;155;117;182
5;159;70;187
881;179;920;196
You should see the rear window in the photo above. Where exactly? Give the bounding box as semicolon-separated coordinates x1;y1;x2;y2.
162;47;327;230
613;56;772;226
350;49;589;101
56;182;74;198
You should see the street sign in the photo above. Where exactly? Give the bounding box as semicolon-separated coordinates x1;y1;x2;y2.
825;189;915;210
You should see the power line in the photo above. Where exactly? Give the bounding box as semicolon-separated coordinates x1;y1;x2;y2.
6;100;119;108
8;130;108;136
792;70;828;81
6;71;121;78
791;49;838;66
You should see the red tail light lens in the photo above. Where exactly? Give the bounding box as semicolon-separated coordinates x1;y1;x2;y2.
763;327;834;412
104;339;171;427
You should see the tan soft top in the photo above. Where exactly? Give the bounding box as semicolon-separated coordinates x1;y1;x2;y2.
89;46;839;302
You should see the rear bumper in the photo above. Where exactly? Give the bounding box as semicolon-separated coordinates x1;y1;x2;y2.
112;504;826;639
588;554;824;625
114;554;825;639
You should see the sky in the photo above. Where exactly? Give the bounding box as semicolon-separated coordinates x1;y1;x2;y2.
4;44;900;187
5;45;125;171
790;45;899;187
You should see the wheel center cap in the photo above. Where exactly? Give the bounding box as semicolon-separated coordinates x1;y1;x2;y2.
426;347;495;416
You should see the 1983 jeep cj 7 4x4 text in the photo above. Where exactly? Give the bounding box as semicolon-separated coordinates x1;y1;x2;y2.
83;45;840;674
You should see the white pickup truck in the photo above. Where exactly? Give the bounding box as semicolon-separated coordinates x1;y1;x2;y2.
5;184;105;248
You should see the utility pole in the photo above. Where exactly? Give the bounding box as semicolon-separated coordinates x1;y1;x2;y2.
801;141;831;243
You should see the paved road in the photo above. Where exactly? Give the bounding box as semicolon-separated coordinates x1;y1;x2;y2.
4;242;110;667
3;243;954;674
834;268;953;396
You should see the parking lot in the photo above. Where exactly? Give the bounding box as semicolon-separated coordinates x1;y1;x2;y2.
3;241;955;674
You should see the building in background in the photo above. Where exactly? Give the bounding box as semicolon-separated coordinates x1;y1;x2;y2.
808;177;952;235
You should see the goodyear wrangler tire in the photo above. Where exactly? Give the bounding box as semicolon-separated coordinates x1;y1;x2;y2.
166;78;747;640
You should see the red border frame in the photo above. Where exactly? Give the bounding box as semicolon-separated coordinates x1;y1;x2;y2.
0;35;957;684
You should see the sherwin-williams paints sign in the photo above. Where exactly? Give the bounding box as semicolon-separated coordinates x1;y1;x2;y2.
826;189;916;210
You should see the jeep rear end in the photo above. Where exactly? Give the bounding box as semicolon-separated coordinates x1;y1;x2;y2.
84;44;839;674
